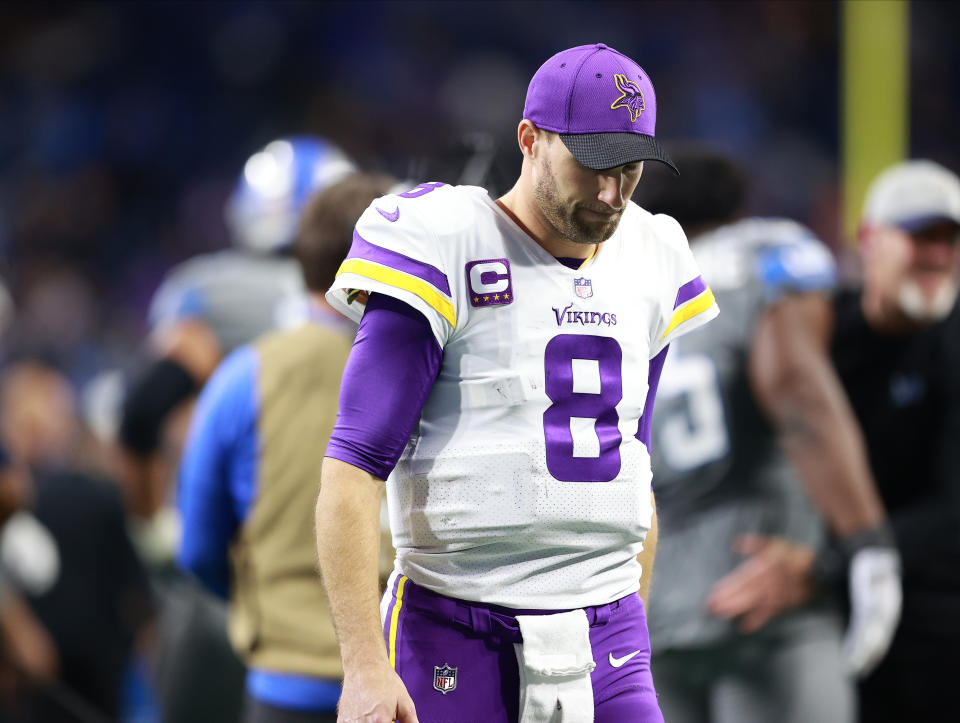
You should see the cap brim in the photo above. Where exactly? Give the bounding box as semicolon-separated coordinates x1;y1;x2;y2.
559;132;678;175
894;213;960;234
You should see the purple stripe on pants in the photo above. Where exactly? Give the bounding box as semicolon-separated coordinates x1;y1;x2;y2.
382;573;404;664
380;578;664;722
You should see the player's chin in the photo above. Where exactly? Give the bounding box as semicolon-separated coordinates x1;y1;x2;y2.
575;212;620;242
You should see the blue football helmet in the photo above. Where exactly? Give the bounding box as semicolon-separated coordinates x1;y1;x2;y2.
224;136;356;253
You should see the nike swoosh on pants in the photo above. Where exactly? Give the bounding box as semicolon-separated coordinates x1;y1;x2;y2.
608;650;641;668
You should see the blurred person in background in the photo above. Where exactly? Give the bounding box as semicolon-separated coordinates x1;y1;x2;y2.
0;360;154;723
118;135;355;530
635;151;900;723
0;439;61;720
115;135;354;723
0;282;60;719
177;171;396;723
830;160;960;722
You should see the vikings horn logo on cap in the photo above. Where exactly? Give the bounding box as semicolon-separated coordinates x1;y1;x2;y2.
522;44;678;174
610;74;645;123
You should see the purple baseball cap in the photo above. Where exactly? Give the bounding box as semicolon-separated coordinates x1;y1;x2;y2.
523;43;677;174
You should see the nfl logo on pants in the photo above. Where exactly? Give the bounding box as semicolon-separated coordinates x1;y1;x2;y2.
433;664;457;694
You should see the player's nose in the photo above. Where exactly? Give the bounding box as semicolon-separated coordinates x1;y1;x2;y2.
596;171;626;209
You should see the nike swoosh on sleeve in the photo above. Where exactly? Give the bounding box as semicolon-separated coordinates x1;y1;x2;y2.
377;206;400;222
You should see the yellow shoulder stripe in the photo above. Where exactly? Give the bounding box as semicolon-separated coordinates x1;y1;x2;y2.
337;259;457;328
659;288;717;341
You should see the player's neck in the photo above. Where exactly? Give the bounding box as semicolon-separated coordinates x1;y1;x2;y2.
497;187;597;260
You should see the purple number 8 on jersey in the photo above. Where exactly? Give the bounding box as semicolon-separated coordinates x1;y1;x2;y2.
397;182;446;199
543;334;623;482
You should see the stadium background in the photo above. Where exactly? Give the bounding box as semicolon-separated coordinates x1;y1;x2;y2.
0;2;957;719
2;1;958;389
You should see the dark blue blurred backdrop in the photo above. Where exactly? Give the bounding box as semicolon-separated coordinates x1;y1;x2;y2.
0;1;957;385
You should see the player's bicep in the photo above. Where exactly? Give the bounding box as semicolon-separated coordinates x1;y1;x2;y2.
325;294;443;481
749;291;834;418
326;188;458;347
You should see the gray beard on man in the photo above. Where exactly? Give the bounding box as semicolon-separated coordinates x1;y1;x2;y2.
897;277;959;323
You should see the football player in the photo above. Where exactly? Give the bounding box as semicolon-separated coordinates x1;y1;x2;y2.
637;151;901;723
316;44;718;722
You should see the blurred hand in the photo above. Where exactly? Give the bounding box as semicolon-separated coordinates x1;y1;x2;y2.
338;663;419;723
843;547;901;678
706;534;815;633
0;593;60;685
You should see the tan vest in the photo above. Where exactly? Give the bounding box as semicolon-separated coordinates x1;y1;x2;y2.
228;323;352;678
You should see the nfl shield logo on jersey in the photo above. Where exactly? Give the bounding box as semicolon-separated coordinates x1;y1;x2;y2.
574;277;593;299
433;664;457;694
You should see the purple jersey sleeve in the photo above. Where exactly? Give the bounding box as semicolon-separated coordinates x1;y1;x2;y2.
325;293;443;480
636;344;669;452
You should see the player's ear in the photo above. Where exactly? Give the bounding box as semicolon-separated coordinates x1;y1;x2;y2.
518;120;538;161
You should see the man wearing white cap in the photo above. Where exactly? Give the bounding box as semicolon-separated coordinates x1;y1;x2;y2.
831;159;960;721
857;159;960;327
656;158;960;721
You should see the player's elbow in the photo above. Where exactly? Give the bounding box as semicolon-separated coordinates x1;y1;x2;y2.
315;457;382;548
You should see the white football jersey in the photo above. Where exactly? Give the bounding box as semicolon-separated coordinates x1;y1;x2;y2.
327;183;718;609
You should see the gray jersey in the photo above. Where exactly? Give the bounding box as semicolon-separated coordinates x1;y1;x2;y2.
149;250;308;355
648;218;837;649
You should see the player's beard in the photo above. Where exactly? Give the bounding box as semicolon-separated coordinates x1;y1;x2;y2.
897;276;959;323
534;157;622;246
